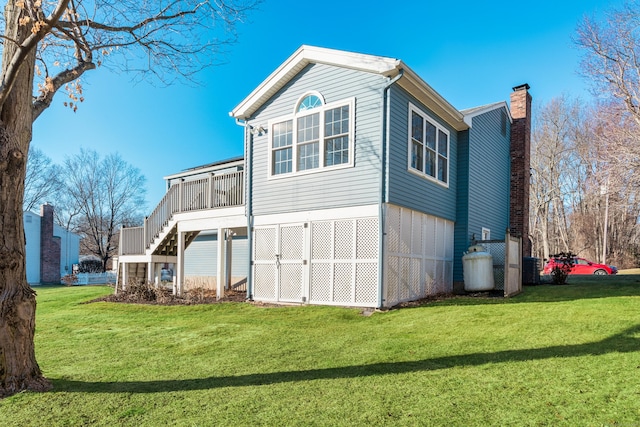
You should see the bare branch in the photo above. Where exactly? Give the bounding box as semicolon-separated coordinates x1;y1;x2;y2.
0;0;71;109
32;59;95;119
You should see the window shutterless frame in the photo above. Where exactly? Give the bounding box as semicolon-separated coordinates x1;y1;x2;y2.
267;95;355;179
407;102;450;187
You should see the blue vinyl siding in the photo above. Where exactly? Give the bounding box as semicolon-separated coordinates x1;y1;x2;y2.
453;129;470;283
185;233;249;277
248;63;386;216
453;107;511;282
386;86;458;221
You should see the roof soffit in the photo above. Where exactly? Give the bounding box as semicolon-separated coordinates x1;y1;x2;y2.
230;45;401;120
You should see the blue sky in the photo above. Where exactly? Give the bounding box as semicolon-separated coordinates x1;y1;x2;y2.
32;0;620;207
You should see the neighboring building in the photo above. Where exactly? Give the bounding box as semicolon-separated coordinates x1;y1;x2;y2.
118;45;531;308
24;203;81;284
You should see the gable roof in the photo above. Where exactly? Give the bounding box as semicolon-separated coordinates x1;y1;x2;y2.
461;101;512;127
230;45;469;131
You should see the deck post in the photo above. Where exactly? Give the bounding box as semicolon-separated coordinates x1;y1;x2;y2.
153;263;162;288
208;173;214;208
176;230;185;296
217;228;225;300
178;179;184;213
121;262;128;291
226;230;233;290
147;261;154;284
143;216;148;251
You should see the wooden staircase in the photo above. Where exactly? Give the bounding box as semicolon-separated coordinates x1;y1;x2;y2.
151;224;200;257
117;170;246;289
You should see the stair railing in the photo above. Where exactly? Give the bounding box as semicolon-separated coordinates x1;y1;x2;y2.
119;171;244;256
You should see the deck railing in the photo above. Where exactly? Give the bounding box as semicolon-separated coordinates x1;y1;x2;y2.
119;171;244;255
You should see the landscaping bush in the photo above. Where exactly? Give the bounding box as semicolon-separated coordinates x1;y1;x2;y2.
550;251;575;285
61;274;78;286
78;259;103;273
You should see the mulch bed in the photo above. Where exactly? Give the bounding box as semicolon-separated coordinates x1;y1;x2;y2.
91;287;248;305
91;288;502;309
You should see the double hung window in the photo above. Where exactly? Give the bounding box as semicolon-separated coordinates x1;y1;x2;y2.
408;103;449;185
269;93;354;177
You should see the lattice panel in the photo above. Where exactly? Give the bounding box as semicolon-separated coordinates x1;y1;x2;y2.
312;222;332;259
386;256;399;305
435;218;446;258
494;268;505;291
435;262;444;294
280;225;304;260
399;258;410;301
253;264;276;300
333;263;353;302
485;242;506;266
424;215;436;258
423;260;435;294
444;261;453;293
355;263;378;304
383;207;456;306
254;228;276;260
445;223;454;259
412;213;422;254
410;258;421;298
310;263;331;302
356;218;379;259
334;221;354;259
386;206;400;254
400;208;412;254
279;264;303;301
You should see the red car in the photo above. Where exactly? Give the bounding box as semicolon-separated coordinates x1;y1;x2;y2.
543;257;617;276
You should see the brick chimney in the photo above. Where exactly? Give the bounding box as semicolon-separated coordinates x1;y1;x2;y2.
510;84;532;257
40;203;61;284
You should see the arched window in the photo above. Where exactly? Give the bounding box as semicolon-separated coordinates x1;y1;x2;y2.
296;94;323;112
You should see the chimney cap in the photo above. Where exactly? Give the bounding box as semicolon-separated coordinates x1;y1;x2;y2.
512;83;530;92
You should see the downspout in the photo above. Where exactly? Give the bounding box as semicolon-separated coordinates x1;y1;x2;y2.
378;69;404;309
235;117;254;301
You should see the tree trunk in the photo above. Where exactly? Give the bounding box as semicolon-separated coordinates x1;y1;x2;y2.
0;2;51;397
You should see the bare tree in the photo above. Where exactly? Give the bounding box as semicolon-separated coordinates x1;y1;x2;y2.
580;103;640;267
576;0;640;124
63;149;146;272
530;96;585;261
531;96;640;268
0;0;258;397
23;145;59;212
575;1;640;268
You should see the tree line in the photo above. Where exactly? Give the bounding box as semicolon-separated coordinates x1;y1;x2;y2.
530;1;640;269
25;147;147;273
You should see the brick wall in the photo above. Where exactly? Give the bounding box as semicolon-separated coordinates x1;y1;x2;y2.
510;84;532;257
40;203;61;284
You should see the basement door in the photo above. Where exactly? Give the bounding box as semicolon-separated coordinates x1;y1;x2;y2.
252;223;307;303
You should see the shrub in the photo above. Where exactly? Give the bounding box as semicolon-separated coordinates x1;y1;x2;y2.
550;252;576;285
61;274;78;287
78;259;103;273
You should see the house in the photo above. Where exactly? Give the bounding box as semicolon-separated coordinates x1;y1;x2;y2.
24;203;81;284
118;45;531;307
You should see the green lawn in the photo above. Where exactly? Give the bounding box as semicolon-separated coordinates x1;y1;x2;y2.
1;279;640;426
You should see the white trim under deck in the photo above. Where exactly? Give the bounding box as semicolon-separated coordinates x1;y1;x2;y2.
118;171;246;298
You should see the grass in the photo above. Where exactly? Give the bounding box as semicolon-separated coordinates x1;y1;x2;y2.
1;279;640;426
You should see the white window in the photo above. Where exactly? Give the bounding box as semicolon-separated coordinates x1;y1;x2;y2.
408;103;449;186
269;93;354;177
482;228;491;240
